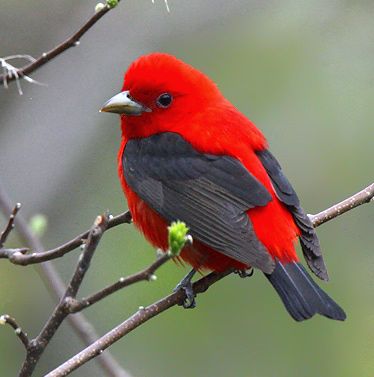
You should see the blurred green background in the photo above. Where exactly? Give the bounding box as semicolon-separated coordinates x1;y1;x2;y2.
0;1;373;376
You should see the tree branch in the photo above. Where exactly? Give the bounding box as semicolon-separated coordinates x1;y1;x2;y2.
0;1;121;88
45;269;234;377
308;182;374;227
0;211;131;265
0;203;21;247
0;183;132;377
18;215;109;377
67;253;171;313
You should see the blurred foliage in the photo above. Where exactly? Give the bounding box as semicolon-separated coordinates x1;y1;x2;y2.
0;1;373;377
29;214;48;238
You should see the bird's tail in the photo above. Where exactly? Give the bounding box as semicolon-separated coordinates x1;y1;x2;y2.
265;260;346;321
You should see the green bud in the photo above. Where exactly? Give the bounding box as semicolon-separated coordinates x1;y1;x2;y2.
168;221;190;256
106;0;118;8
29;214;48;238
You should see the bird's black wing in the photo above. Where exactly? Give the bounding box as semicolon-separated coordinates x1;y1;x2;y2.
256;149;328;281
123;132;275;273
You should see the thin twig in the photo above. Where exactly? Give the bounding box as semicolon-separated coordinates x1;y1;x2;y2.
0;314;29;349
0;203;21;247
68;253;171;313
0;211;131;265
65;215;108;298
309;182;374;227
0;2;120;87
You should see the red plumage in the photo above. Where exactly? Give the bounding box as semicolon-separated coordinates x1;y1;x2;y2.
118;53;299;270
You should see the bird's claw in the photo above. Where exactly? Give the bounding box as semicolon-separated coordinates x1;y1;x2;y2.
174;282;196;309
173;269;197;309
235;268;254;278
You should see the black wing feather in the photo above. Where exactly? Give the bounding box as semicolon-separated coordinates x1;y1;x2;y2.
256;149;329;281
123;132;275;273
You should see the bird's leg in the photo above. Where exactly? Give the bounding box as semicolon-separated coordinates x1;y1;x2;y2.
235;268;254;278
173;268;197;309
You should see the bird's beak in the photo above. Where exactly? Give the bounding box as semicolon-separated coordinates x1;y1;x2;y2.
100;90;151;115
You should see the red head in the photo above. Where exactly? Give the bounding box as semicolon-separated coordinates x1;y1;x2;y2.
123;52;221;109
101;52;266;152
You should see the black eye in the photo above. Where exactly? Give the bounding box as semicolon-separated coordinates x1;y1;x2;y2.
156;93;173;108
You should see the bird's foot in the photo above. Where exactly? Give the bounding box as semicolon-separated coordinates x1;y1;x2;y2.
235;268;254;278
173;269;196;309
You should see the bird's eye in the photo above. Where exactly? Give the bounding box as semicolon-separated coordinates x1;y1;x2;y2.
156;93;173;108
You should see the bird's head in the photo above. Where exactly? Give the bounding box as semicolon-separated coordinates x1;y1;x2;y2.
101;53;222;138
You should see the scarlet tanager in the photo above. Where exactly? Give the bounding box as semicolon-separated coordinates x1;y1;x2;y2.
101;53;346;321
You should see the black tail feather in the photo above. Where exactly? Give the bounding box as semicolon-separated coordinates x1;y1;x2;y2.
265;260;346;321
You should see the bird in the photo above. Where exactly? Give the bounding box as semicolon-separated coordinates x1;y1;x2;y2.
101;52;346;321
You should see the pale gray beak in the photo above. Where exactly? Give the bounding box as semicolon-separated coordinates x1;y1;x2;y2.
100;90;151;115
